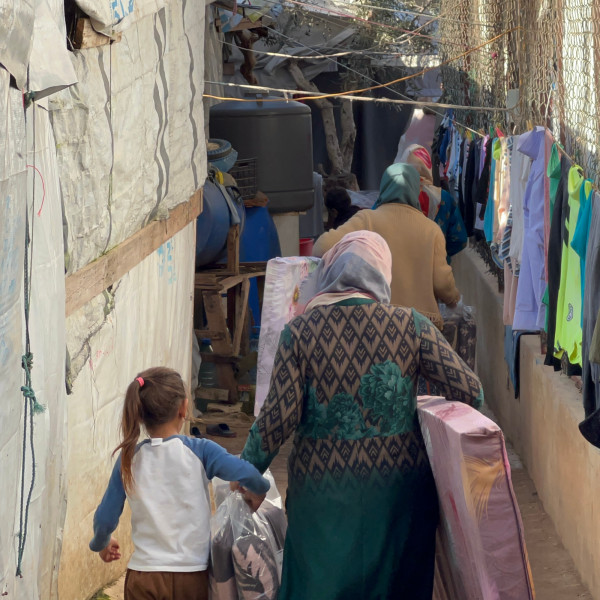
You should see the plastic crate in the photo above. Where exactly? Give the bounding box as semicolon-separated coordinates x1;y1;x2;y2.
229;158;258;200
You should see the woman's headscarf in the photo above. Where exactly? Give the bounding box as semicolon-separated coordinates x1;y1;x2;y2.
399;144;442;218
299;231;392;313
372;163;421;210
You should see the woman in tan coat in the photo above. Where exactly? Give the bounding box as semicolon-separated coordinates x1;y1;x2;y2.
313;163;460;328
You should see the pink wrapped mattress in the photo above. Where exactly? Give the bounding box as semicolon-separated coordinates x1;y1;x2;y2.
417;396;535;600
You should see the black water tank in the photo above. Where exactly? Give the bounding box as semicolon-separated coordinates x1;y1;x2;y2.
210;96;314;214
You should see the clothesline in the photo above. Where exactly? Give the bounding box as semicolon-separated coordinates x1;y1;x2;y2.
204;80;512;113
210;25;518;103
431;110;600;445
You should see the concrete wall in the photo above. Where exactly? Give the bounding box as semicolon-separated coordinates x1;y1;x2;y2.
453;249;600;600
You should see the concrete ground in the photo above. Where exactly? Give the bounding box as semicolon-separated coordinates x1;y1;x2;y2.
99;418;592;600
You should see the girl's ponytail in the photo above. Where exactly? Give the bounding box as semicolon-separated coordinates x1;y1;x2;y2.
113;367;186;495
114;378;144;494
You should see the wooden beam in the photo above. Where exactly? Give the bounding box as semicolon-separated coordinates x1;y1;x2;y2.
195;386;229;402
226;224;240;275
73;18;122;50
65;189;203;316
230;17;267;32
232;278;250;356
202;290;234;355
195;329;226;341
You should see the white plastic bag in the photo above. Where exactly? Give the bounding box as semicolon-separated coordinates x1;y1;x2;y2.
230;496;281;600
210;470;287;600
438;298;477;370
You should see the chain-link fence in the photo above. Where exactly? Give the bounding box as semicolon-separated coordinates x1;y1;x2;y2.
439;0;600;183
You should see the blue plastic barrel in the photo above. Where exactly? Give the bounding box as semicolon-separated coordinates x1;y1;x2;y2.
240;206;281;326
196;179;246;268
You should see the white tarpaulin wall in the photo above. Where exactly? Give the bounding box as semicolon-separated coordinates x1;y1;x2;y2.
1;0;206;596
58;223;196;600
0;0;34;88
50;0;206;275
49;1;206;597
0;71;68;599
74;0;166;36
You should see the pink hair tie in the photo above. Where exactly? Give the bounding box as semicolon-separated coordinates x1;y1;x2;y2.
136;377;145;387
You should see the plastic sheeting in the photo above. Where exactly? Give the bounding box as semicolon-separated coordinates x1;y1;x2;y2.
0;70;67;599
29;0;77;100
0;0;34;88
0;0;76;97
75;0;165;36
418;396;535;600
255;257;319;416
58;223;196;600
50;0;206;275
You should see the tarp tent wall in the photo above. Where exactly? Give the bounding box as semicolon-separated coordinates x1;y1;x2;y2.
0;0;207;598
0;73;68;600
50;1;207;598
50;0;206;276
58;224;196;600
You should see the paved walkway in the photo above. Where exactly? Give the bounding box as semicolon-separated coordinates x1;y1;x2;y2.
100;418;592;600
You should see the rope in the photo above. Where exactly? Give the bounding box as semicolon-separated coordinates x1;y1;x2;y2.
203;81;511;112
16;89;44;580
269;24;496;135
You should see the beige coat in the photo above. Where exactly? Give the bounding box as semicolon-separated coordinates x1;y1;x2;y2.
313;203;460;327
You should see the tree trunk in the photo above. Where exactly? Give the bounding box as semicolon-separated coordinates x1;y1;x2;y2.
340;99;356;173
288;63;345;175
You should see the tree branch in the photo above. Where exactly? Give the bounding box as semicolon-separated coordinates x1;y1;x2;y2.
339;99;356;173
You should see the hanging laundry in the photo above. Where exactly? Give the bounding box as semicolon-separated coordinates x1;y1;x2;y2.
474;137;493;234
578;192;600;445
493;137;512;268
463;138;481;236
508;135;531;269
484;138;501;243
571;183;594;323
458;137;469;222
553;167;588;367
513;127;548;331
545;155;571;371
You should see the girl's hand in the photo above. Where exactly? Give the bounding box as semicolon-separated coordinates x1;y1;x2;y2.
230;481;240;492
99;537;121;563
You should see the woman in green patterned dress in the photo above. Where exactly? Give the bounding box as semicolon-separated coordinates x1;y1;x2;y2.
238;231;484;600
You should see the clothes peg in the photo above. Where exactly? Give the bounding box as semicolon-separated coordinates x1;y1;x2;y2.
526;119;533;131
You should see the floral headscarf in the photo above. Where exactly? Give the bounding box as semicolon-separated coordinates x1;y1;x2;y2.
299;231;392;312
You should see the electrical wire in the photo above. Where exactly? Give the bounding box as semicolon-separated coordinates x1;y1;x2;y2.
217;1;517;133
231;0;472;47
213;25;517;104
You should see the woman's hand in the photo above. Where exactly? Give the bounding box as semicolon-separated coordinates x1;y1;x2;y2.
231;481;266;511
240;488;267;512
99;537;121;563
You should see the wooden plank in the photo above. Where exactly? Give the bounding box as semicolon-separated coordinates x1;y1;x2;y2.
194;329;226;342
219;274;246;291
232;278;250;356
73;18;122;49
226;224;240;275
202;290;234;355
229;18;265;32
65;189;203;316
195;273;220;286
200;353;240;364
195;387;229;402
